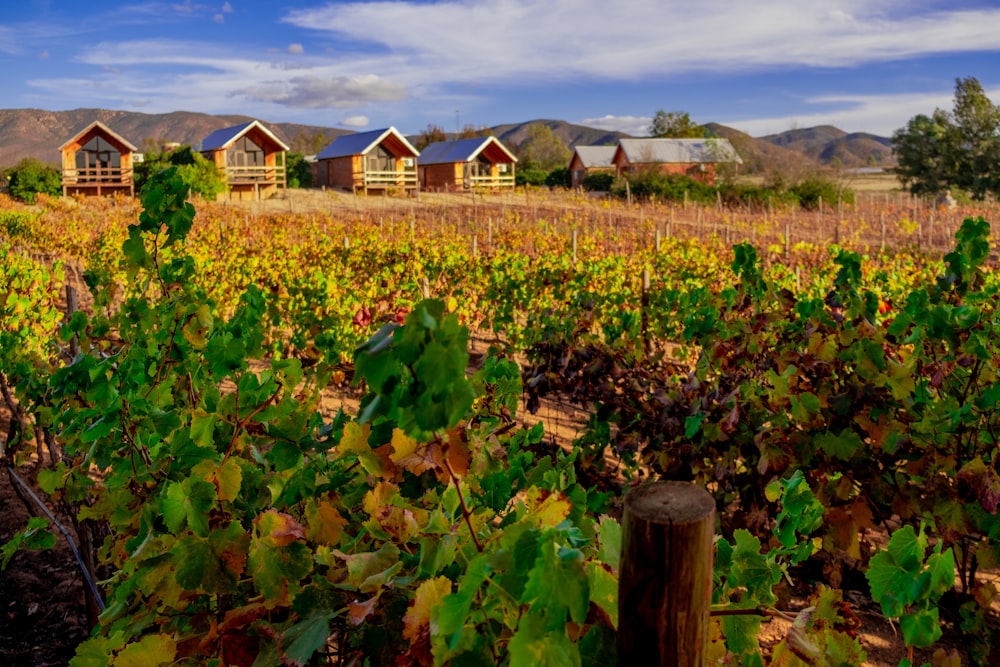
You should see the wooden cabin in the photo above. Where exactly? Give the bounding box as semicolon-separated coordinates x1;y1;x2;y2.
315;127;419;194
569;145;617;188
199;120;289;200
418;136;516;191
60;121;137;197
612;138;741;185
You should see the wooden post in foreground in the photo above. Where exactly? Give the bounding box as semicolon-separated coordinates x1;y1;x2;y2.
618;481;715;667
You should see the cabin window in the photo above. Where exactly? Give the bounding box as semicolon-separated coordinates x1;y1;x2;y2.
76;136;122;180
228;136;265;168
366;145;395;172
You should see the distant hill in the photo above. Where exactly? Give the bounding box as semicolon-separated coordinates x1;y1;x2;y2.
0;108;893;173
0;108;352;167
488;119;628;151
759;125;894;168
703;122;818;174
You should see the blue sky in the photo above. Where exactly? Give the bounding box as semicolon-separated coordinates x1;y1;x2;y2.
3;0;999;138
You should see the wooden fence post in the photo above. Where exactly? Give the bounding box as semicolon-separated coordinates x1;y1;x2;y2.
618;481;715;666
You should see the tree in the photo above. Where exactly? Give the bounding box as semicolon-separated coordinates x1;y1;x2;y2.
284;152;313;188
6;158;62;203
290;129;333;155
515;124;571;172
414;124;447;151
648;110;705;138
134;145;226;200
892;77;1000;199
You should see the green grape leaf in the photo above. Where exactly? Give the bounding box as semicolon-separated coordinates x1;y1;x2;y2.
899;606;943;648
113;634;176;667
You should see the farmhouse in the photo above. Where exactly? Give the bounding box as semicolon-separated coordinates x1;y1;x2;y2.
199;120;289;201
60;121;137;197
612;138;741;185
315;127;420;194
418;136;517;191
568;145;617;189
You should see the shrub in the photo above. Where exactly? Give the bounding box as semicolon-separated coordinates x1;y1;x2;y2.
135;146;226;200
6;158;62;204
581;171;614;191
544;167;571;188
788;176;854;210
516;168;548;186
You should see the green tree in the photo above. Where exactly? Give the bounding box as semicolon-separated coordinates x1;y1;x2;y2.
648;110;705;138
284;152;313;188
289;129;333;155
5;158;62;203
892;77;1000;199
134;145;226;200
515;124;571;172
414;124;447;151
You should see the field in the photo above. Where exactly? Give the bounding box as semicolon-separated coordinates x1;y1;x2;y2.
2;176;1000;666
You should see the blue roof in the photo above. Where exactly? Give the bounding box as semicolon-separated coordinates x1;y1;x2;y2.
200;122;255;151
418;136;516;165
199;120;289;152
317;127;420;160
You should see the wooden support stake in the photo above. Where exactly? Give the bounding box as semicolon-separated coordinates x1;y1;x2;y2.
640;268;651;356
619;482;715;667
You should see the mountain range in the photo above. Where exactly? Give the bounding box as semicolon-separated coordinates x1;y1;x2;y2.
0;108;895;172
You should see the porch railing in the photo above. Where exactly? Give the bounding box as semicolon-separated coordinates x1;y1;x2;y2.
468;174;516;189
225;165;286;185
62;167;133;185
362;169;418;188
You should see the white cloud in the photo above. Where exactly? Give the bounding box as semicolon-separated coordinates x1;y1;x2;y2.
283;1;1000;83
287;43;304;55
239;74;407;108
341;115;368;127
719;88;988;137
222;1;233;12
579;115;650;137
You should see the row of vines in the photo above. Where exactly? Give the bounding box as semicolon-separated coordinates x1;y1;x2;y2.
0;176;998;665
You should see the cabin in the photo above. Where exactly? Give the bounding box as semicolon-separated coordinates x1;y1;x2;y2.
568;145;617;189
611;138;741;185
199;120;289;200
418;136;517;192
315;127;419;194
60;121;137;197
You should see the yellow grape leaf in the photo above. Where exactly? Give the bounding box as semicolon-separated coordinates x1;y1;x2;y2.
445;428;471;479
340;422;372;456
340;422;396;479
112;634;177;667
254;510;305;547
193;458;242;503
348;596;378;626
827;508;861;560
522;488;571;528
371;505;422;543
305;499;348;546
446;295;459;312
390;428;441;476
363;482;400;517
403;577;452;640
931;648;962;667
181;304;213;349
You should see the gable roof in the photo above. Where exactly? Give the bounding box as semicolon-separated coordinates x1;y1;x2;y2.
418;136;517;165
317;127;420;160
571;145;616;168
200;120;290;152
60;120;137;152
615;138;742;164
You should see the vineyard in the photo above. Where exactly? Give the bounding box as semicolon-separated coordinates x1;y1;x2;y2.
1;173;1000;666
